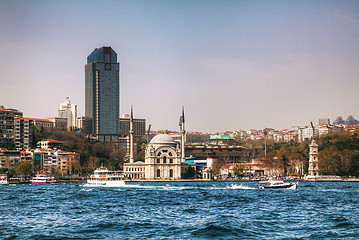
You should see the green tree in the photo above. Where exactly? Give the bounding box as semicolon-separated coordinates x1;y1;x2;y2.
232;164;244;176
16;161;33;176
184;166;196;179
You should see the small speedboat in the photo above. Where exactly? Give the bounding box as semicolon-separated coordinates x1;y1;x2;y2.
259;180;298;189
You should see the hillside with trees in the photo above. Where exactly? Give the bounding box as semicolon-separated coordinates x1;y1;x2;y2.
235;129;359;177
34;128;128;174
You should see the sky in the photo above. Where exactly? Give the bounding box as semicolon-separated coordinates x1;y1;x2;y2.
0;0;358;132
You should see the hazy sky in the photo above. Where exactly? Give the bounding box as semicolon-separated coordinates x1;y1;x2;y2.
1;0;358;132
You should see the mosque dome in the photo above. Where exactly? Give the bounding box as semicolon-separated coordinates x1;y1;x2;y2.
149;134;176;145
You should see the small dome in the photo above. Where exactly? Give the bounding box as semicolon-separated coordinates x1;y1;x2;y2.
150;134;176;145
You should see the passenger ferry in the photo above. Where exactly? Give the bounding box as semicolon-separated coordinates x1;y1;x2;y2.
85;167;125;187
30;174;55;184
0;175;8;185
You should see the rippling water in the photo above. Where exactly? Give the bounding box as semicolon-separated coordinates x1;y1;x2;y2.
1;181;359;239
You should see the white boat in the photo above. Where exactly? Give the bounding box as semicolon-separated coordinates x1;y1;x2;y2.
30;174;55;184
85;167;125;187
259;180;298;189
0;175;8;185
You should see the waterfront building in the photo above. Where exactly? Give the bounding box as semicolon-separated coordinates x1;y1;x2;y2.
56;150;80;175
14;118;34;150
58;98;77;130
123;108;190;180
0;106;23;147
186;144;247;166
33;149;57;173
85;46;120;142
144;134;183;180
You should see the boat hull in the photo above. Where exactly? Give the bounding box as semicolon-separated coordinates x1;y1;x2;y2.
84;180;126;187
260;183;297;189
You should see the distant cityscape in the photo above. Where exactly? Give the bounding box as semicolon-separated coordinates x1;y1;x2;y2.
1;46;359;181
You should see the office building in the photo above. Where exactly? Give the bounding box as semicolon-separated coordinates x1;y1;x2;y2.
119;114;146;137
76;116;92;133
85;46;120;141
58;98;77;130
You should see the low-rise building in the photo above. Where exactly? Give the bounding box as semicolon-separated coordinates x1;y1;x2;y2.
56;150;80;175
37;139;63;150
48;117;67;130
31;118;54;129
33;149;57;173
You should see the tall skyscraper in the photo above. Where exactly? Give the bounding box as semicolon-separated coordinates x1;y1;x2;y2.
85;46;120;141
58;97;77;130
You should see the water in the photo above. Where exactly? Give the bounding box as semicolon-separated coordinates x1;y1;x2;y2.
1;181;359;240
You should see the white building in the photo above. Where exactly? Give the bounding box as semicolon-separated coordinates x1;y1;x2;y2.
298;127;318;142
58;98;77;130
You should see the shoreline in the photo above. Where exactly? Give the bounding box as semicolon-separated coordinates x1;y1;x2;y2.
6;178;359;184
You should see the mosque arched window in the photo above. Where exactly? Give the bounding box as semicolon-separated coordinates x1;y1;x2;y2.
157;169;160;178
163;156;167;163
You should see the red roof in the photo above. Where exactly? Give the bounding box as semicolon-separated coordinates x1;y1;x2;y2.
41;139;61;142
23;117;51;122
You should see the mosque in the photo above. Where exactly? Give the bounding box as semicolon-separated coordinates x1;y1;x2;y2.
123;107;192;180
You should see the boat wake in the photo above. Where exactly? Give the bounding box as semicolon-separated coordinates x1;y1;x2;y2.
82;183;257;191
228;184;256;190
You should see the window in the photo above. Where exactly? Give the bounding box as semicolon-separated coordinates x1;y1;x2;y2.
157;169;160;178
163;156;166;163
170;169;173;178
170;159;173;164
157;159;160;163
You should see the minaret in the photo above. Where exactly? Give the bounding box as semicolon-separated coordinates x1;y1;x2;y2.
308;140;319;176
129;106;134;164
179;106;186;162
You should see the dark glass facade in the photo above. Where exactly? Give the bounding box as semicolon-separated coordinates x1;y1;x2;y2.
85;47;120;142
